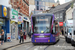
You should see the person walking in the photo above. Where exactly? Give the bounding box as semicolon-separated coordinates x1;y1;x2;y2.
0;34;2;45
19;30;24;43
0;29;4;45
61;28;64;35
23;30;26;40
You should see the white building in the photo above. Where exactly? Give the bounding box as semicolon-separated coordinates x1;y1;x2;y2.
29;5;35;16
0;0;11;7
66;7;73;20
65;0;71;2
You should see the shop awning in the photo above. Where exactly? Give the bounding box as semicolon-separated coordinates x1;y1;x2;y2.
10;21;15;24
18;22;22;24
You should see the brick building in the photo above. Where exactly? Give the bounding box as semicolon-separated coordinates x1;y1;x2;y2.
9;0;29;17
9;0;30;39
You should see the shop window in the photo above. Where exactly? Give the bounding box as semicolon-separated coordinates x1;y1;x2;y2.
0;19;5;34
37;6;39;10
37;1;39;5
60;13;63;18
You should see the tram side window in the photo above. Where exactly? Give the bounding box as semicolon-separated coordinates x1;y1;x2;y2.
55;25;58;34
32;17;36;30
50;16;52;31
52;20;56;34
53;24;56;34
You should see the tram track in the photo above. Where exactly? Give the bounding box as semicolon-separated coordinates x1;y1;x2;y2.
26;45;34;50
44;45;50;50
3;42;31;50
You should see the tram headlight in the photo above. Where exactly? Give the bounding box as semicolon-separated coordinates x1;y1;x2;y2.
35;40;36;42
48;40;50;42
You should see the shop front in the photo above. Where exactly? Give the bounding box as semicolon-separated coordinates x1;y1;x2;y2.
59;22;63;29
59;22;64;35
18;15;23;38
0;5;10;42
10;9;18;39
23;16;30;34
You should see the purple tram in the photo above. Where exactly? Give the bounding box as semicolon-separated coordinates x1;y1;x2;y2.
31;13;60;44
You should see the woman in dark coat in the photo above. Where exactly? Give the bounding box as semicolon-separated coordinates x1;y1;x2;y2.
0;29;4;45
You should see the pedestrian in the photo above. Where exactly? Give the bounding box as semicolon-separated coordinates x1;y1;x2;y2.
0;34;2;45
23;30;27;40
0;29;4;45
28;29;31;38
61;28;64;35
19;30;24;43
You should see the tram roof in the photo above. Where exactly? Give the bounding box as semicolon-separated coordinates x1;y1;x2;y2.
32;13;54;17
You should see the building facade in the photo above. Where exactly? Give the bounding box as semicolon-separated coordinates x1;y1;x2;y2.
9;0;30;39
29;0;58;18
66;7;73;20
35;0;58;11
48;1;73;31
0;5;10;42
0;0;11;42
65;0;71;2
10;0;29;16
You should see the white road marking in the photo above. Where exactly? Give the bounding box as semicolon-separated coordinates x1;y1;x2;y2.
24;45;30;47
40;46;46;49
34;46;39;50
34;48;38;50
40;46;43;48
26;46;33;49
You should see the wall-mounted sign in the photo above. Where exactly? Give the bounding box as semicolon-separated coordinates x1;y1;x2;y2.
2;5;7;17
18;16;22;22
11;9;18;22
18;16;23;24
59;22;63;26
24;17;27;20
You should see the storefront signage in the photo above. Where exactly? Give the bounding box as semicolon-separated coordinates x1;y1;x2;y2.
24;17;27;20
23;16;30;22
59;22;63;26
18;16;22;24
2;5;7;17
18;16;22;22
11;9;18;22
7;33;11;41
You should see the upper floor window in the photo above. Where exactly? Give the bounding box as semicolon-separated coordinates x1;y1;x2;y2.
60;13;63;18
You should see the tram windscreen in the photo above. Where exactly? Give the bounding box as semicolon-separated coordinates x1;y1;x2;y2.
32;16;52;33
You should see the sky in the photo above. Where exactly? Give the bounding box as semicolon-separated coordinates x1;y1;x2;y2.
55;0;65;4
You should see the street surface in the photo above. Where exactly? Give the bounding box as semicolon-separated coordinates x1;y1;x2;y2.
7;38;75;50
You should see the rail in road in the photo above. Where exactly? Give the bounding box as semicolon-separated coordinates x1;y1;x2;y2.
6;38;75;50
